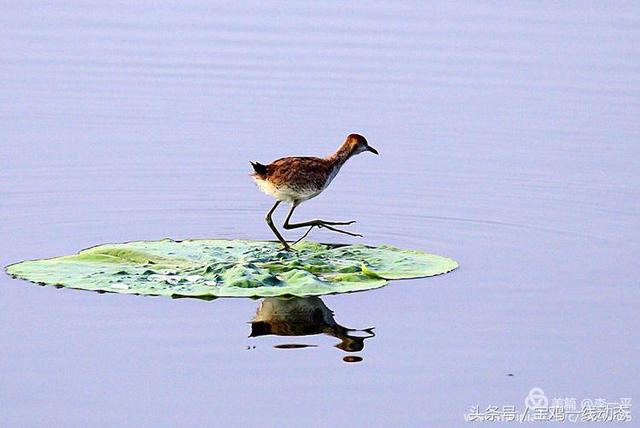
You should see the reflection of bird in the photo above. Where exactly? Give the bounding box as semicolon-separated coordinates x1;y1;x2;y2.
251;133;378;250
250;296;375;353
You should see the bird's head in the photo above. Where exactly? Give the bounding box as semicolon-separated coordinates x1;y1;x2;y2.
345;133;379;156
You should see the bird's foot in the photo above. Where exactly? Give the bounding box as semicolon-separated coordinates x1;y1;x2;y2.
318;220;356;226
275;241;292;251
318;223;363;238
290;221;362;246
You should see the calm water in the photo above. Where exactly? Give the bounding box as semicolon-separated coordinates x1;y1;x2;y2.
1;2;639;426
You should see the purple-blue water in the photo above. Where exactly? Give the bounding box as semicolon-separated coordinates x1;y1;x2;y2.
1;2;639;426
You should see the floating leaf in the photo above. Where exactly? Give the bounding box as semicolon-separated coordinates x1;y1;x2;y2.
5;239;458;298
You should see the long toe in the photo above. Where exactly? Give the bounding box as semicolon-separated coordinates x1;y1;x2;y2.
322;224;363;237
321;220;357;226
292;225;316;245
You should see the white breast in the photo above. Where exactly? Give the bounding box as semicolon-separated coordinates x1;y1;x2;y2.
253;164;342;203
254;177;316;202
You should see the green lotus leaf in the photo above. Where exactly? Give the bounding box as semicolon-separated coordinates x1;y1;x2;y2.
5;239;458;298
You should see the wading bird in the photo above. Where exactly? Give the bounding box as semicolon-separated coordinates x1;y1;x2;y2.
251;133;378;250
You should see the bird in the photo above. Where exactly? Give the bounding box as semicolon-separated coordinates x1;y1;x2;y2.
251;133;378;250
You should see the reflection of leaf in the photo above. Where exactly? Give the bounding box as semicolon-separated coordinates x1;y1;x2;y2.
5;239;458;298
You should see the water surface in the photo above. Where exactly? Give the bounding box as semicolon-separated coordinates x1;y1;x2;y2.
1;1;639;426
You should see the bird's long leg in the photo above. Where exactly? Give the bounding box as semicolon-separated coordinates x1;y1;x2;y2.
265;200;291;250
283;203;362;242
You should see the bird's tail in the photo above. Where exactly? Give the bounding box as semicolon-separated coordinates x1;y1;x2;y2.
250;161;267;178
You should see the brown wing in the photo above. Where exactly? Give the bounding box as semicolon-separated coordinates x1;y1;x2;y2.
266;157;330;189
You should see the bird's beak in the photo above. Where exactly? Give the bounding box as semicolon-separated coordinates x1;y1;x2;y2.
367;146;379;155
